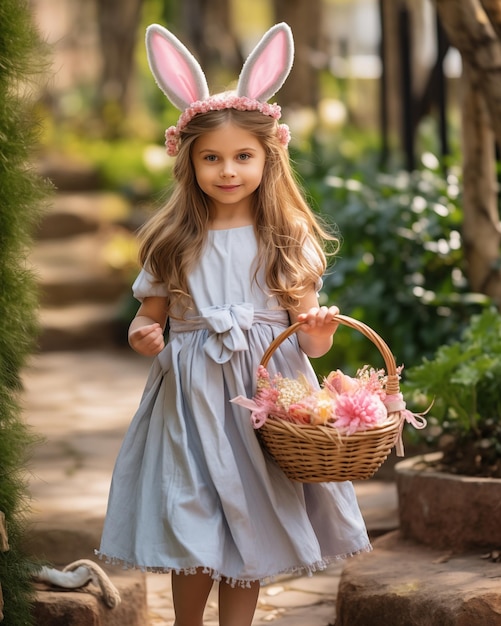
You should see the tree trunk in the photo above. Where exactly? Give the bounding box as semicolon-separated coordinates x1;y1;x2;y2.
434;0;501;306
272;0;322;108
460;62;501;299
95;0;143;138
180;0;242;90
380;1;425;168
379;0;406;146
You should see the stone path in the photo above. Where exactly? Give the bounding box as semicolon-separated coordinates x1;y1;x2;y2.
32;190;136;351
23;349;399;625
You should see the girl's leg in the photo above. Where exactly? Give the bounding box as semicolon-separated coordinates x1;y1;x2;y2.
218;579;260;626
171;569;214;626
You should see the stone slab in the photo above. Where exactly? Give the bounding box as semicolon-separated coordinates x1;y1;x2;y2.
32;235;130;307
35;192;132;240
336;531;501;626
33;571;147;626
38;302;125;351
36;156;101;193
26;515;148;626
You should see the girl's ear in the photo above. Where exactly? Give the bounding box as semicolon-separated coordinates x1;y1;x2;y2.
237;23;294;102
145;24;210;111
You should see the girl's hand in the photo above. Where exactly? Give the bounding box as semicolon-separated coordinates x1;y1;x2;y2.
296;305;340;336
129;322;165;356
295;305;340;358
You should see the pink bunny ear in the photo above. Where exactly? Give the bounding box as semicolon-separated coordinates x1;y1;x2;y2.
145;24;209;111
237;23;294;102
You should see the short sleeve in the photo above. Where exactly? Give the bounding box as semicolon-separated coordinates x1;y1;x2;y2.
132;268;168;302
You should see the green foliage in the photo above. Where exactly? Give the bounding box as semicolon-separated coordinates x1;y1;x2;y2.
40;120;175;199
0;389;40;626
291;135;489;375
65;136;173;199
0;0;48;622
402;308;501;476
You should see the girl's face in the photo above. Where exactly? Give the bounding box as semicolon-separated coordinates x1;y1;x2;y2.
192;122;266;223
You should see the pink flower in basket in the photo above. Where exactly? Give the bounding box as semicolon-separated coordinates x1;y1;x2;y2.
231;364;403;434
324;369;358;394
333;388;388;435
289;389;337;425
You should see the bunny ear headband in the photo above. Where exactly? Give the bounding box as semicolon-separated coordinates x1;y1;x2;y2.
145;22;294;156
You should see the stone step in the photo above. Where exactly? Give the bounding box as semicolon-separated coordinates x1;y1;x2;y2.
31;234;133;307
33;573;147;626
38;302;128;351
26;517;148;626
37;154;102;193
336;531;501;626
36;192;133;240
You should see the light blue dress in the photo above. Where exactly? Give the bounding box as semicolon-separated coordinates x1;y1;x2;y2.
98;225;370;586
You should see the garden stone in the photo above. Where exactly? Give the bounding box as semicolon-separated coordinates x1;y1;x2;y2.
336;531;501;626
37;155;101;192
35;192;132;240
26;517;148;626
396;454;501;551
33;571;147;626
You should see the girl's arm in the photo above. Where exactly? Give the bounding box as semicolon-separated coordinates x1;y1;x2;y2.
128;296;168;356
290;289;339;359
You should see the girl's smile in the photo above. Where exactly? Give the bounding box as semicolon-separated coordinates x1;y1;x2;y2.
217;184;241;191
192;122;266;223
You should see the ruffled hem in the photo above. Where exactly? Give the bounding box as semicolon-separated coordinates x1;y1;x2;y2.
94;543;372;588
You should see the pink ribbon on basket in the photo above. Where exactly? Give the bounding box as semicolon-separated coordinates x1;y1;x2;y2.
384;393;429;457
231;395;279;428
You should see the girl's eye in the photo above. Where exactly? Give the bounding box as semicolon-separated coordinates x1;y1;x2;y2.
237;153;250;161
205;154;218;162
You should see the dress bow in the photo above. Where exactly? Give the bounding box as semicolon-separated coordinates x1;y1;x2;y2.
200;303;254;364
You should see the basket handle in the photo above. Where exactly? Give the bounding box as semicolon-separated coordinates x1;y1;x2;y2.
260;314;400;396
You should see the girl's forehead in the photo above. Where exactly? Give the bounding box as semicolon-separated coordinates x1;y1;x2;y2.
195;122;261;149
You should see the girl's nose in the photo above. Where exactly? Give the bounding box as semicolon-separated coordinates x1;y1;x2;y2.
220;160;236;177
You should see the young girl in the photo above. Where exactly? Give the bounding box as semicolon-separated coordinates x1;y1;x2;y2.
98;22;370;626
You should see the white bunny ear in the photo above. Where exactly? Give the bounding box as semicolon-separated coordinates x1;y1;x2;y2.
237;23;294;102
145;24;210;111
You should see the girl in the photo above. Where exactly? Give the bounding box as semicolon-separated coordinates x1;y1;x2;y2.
98;23;370;626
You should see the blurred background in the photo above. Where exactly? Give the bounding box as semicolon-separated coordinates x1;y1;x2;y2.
29;0;486;373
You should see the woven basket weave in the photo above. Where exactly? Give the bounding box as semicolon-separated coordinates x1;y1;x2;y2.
256;315;403;483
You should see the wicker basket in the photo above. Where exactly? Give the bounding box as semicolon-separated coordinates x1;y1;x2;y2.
256;314;403;483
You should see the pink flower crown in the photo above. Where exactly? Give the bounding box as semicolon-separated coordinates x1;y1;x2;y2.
164;94;291;156
145;23;295;158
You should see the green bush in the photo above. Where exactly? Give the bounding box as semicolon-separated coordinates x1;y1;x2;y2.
402;307;501;477
0;1;47;623
293;137;489;375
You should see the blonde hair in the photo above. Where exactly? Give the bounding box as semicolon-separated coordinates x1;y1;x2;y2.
138;109;338;315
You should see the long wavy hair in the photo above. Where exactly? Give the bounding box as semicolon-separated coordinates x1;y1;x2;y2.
138;108;338;316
